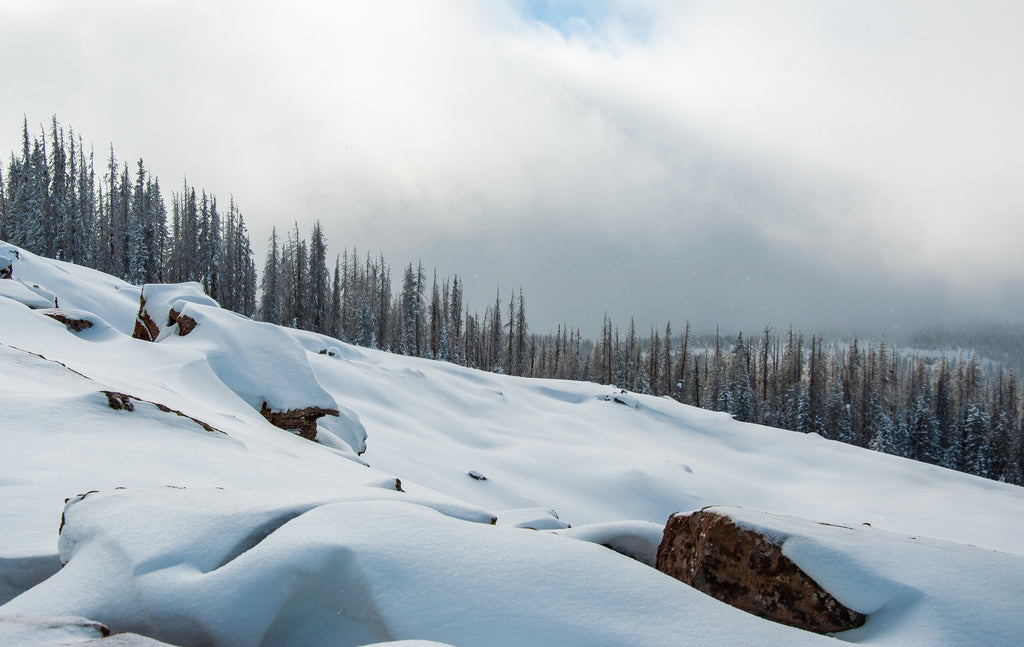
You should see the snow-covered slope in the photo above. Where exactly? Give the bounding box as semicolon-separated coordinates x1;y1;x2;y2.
2;241;1023;646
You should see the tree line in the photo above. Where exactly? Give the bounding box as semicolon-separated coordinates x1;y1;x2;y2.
1;117;256;315
253;213;1024;487
2;116;1021;487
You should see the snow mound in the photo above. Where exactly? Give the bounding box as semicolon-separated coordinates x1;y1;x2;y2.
0;614;109;647
0;242;139;333
495;507;569;530
0;278;57;309
3;487;834;647
553;520;665;566
358;642;457;647
134;283;218;341
603;390;638;409
317;405;368;454
161;302;338;416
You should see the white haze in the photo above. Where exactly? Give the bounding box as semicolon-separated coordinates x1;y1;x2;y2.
1;0;1022;335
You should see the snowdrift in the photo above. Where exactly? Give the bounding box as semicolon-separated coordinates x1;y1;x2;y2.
2;241;1024;646
5;487;834;647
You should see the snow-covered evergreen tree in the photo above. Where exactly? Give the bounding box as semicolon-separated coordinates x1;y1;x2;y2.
307;222;329;334
259;227;282;325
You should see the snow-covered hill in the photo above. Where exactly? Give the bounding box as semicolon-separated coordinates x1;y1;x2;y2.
1;241;1023;646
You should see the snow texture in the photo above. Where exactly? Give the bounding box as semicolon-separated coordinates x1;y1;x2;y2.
163;301;338;414
136;282;219;339
6;488;834;647
2;241;1024;646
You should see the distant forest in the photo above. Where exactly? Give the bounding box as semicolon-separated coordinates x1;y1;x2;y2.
3;116;1022;486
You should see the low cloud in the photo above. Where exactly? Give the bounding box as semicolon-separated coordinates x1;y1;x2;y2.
1;0;1022;335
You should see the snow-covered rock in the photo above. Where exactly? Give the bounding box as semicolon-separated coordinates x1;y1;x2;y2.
698;506;1024;646
132;283;218;342
0;278;56;309
3;242;1024;646
657;507;865;634
0;242;139;333
37;308;98;333
160;301;340;439
4;487;835;647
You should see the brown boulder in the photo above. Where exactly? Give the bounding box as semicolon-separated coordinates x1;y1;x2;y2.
656;508;865;635
133;310;160;341
43;309;94;332
132;284;216;341
132;291;161;341
260;402;339;441
168;307;198;336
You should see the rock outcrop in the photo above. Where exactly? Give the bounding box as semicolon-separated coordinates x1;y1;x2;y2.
167;307;198;336
132;283;218;341
133;298;160;341
260;403;339;441
656;508;866;635
41;308;95;332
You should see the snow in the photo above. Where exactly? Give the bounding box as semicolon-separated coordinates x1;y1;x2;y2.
494;506;569;529
307;347;1024;554
0;278;56;309
160;301;339;414
1;241;1024;646
551;520;666;566
0;615;109;646
137;282;219;339
1;242;140;333
4;488;835;647
717;506;1024;646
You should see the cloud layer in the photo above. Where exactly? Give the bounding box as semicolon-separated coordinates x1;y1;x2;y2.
2;0;1022;335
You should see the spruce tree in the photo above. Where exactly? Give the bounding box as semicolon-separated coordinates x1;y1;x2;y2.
259;227;282;324
307;222;329;333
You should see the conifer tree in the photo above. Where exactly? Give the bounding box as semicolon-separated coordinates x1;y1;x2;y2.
259;227;282;325
307;222;329;333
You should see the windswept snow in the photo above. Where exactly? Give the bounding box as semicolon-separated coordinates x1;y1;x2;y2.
715;506;1024;647
307;346;1024;554
161;301;339;414
4;488;834;647
1;241;1024;646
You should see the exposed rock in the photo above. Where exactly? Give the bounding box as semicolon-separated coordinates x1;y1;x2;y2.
468;470;488;481
604;390;637;408
656;508;866;635
41;309;94;332
364;477;405;492
133;303;160;342
132;283;217;341
0;256;11;279
168;307;198;336
97;391;225;434
102;391;135;411
260;402;339;441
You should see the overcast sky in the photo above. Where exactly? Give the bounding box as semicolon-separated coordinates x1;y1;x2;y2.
2;0;1023;338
